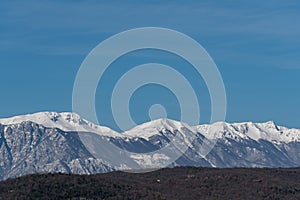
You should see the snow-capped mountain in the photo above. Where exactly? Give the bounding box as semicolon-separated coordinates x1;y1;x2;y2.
0;112;299;180
0;112;121;137
195;120;300;143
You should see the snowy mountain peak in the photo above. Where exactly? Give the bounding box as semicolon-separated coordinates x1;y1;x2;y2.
0;112;121;137
123;118;195;139
0;112;81;125
195;120;300;143
262;120;279;130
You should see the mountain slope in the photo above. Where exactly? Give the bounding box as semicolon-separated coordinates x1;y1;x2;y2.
0;121;113;180
0;112;121;137
195;121;300;167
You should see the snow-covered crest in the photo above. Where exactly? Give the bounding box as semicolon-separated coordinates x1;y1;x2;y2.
0;112;121;137
0;112;299;142
194;121;300;143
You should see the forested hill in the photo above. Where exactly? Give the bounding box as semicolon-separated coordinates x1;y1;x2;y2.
0;167;299;199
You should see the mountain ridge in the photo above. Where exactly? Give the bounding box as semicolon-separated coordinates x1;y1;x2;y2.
0;111;299;143
0;111;299;181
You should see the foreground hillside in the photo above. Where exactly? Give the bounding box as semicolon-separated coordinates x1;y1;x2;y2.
0;167;299;199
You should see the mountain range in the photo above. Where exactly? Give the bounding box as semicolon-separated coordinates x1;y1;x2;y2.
0;112;299;180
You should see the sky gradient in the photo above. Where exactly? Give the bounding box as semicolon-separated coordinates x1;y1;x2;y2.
0;0;299;130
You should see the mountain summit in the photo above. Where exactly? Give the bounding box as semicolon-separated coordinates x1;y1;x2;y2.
0;112;120;137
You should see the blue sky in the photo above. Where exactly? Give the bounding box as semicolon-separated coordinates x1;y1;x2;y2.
0;0;299;130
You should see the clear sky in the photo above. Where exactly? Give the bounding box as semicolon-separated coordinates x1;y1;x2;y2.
0;0;299;131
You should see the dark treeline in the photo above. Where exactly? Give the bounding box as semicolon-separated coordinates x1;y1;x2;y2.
0;167;299;199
